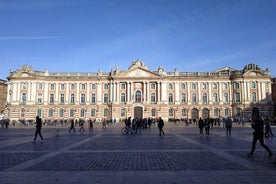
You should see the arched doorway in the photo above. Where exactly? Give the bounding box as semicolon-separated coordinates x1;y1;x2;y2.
191;108;199;119
134;106;143;119
202;108;209;119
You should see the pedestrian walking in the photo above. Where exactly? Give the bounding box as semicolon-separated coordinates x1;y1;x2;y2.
198;118;204;134
225;116;232;136
205;118;210;135
264;116;273;138
157;117;165;136
68;119;76;133
89;119;93;132
33;116;44;142
248;107;272;157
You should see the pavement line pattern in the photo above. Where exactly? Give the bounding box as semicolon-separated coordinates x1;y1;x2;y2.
6;134;102;171
174;133;267;170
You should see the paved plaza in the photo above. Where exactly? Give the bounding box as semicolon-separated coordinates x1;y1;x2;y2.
0;122;275;184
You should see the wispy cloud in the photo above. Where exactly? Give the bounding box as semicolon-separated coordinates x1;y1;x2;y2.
0;36;58;40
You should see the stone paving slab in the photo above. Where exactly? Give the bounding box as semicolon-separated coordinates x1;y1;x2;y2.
0;125;275;184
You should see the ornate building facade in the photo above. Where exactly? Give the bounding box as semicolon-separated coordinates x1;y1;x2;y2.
4;60;274;122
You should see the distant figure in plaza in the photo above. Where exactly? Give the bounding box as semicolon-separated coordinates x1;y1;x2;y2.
225;117;233;136
264;116;273;138
33;116;44;142
198;118;204;134
157;117;165;136
205;118;210;135
102;119;107;129
248;107;272;157
88;119;93;132
79;120;85;132
68;119;76;133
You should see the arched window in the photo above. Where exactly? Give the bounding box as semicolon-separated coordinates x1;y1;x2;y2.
252;81;256;88
181;109;187;116
81;84;86;90
169;108;174;117
38;83;43;90
91;94;96;103
104;84;109;90
168;83;173;90
213;83;217;89
91;83;96;90
71;84;75;90
223;83;228;90
81;94;86;103
70;94;75;103
37;93;42;103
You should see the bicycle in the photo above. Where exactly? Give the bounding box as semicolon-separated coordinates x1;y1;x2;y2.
121;126;137;135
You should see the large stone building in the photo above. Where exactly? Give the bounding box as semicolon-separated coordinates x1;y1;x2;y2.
0;79;7;114
5;60;274;122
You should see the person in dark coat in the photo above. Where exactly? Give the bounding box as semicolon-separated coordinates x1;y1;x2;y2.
157;117;165;136
225;117;232;136
68;119;76;133
33;116;44;142
198;118;204;134
248;108;272;157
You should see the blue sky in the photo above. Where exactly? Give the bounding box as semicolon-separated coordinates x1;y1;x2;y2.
0;0;276;80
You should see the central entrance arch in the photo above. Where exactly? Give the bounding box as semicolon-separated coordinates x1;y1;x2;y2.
134;106;143;119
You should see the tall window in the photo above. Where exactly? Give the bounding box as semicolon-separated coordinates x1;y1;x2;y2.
252;82;256;89
91;94;96;103
50;83;55;90
121;108;126;117
104;84;108;90
70;94;75;104
151;93;156;103
181;93;186;103
224;93;228;103
81;84;86;90
213;93;218;103
50;94;54;104
104;93;108;103
214;108;219;116
70;109;74;117
203;93;207;104
59;109;64;118
38;83;43;90
22;83;27;89
37;93;42;103
235;82;240;89
192;93;196;103
60;84;65;90
21;108;25;118
150;83;156;89
60;94;64;103
213;83;217;89
104;109;108;117
224;108;230;117
121;93;126;103
192;83;196;89
169;108;173;117
202;83;207;89
181;83;185;89
235;92;240;103
168;83;173;90
182;109;187;116
168;93;173;103
37;109;41;117
22;93;26;104
48;109;53;118
151;108;156;117
91;109;96;117
121;83;126;89
252;92;257;103
135;91;141;102
91;83;96;90
80;109;85;117
223;83;228;90
71;84;75;90
81;94;86;104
